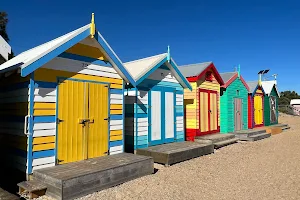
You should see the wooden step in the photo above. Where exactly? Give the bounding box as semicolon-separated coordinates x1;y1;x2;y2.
17;180;47;199
214;138;239;149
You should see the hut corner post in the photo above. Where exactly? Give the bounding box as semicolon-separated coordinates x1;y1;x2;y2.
27;72;35;180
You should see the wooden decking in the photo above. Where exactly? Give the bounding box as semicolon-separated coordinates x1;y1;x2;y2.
136;141;214;166
32;153;154;200
0;188;19;200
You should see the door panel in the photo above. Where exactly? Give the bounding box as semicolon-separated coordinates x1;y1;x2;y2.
270;96;277;123
210;93;218;131
200;91;209;132
57;80;86;164
88;82;109;159
254;95;263;125
150;91;162;142
165;91;175;140
234;98;243;131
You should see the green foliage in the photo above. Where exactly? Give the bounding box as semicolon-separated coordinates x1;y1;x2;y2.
279;91;300;105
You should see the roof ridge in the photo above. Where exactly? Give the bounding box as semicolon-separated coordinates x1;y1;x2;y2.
180;61;212;67
124;53;167;64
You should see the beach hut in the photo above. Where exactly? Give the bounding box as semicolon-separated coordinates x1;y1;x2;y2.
179;62;224;141
247;81;266;128
261;81;280;126
0;14;137;178
123;48;192;152
219;68;249;133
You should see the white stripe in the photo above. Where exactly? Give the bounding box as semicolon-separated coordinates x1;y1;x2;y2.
176;116;184;121
177;123;184;128
110;94;123;100
110;120;122;126
32;156;55;166
42;57;120;78
32;163;55;171
110;145;123;152
137;130;148;136
109;150;123;155
33;122;56;131
33;96;56;102
176;101;183;105
124;90;136;96
177;127;184;131
110;99;122;104
33;129;56;137
176;94;183;99
110;124;123;131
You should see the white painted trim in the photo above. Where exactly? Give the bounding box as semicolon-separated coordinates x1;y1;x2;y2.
110;145;123;152
33;122;56;130
32;156;55;166
32;163;55;171
110;124;123;131
33;129;56;137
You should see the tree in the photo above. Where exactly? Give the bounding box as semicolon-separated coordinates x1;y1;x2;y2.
0;11;13;64
279;90;300;105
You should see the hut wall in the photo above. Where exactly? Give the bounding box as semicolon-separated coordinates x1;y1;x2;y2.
125;65;184;151
27;51;124;173
220;78;248;133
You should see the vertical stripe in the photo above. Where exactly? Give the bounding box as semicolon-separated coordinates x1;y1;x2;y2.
27;72;35;175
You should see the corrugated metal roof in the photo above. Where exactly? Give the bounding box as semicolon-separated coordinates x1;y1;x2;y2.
0;24;90;72
220;72;236;84
178;62;212;77
124;53;167;81
246;81;259;93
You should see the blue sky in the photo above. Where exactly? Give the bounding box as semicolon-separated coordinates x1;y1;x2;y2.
2;0;300;93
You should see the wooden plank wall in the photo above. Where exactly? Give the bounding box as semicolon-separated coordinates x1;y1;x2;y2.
0;73;30;173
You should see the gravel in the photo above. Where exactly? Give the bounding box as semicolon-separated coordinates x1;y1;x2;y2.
39;114;300;200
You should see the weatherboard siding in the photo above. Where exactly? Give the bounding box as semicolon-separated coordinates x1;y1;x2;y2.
124;66;184;151
28;51;124;172
220;78;248;133
0;73;30;173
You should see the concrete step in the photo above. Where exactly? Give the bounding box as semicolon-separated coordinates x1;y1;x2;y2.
241;133;271;142
214;138;239;149
17;180;47;199
195;133;236;144
234;129;266;139
136;142;214;166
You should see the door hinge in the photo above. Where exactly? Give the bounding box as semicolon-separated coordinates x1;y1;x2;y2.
104;117;110;121
56;118;64;124
57;159;64;163
104;85;109;88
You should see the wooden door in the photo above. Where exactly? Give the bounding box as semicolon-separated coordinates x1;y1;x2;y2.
270;96;277;123
199;89;218;135
234;98;243;131
164;89;175;143
87;82;109;159
57;80;109;164
254;95;263;126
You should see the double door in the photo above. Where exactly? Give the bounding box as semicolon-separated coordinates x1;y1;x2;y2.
199;89;218;135
149;87;176;146
57;80;109;164
254;95;263;126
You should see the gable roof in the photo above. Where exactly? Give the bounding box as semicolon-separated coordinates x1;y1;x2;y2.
0;21;136;86
124;53;192;90
246;81;266;96
179;62;224;85
262;81;280;97
220;72;249;91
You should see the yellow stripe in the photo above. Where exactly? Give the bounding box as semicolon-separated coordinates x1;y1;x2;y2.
34;103;56;110
34;109;56;116
110;109;122;115
110;135;123;141
110;104;122;109
33;143;55;151
66;43;107;61
35;68;123;86
110;130;122;136
32;136;55;145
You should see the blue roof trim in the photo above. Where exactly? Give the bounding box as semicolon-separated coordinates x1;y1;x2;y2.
95;31;136;87
170;60;192;90
251;84;266;97
135;56;168;86
21;28;90;77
